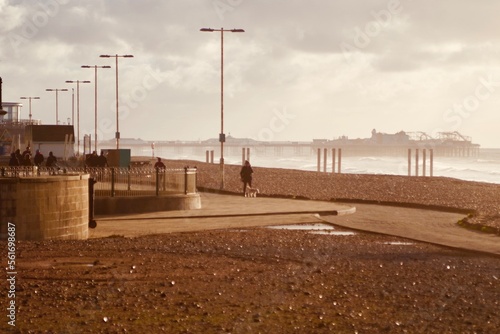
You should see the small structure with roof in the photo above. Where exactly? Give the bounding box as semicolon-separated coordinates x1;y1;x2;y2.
24;125;75;159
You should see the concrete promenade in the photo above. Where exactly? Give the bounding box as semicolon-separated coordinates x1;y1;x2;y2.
91;192;500;257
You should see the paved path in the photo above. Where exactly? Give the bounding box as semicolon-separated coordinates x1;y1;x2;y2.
91;192;500;256
319;204;500;256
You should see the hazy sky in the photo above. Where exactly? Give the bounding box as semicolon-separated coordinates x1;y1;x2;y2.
1;0;500;147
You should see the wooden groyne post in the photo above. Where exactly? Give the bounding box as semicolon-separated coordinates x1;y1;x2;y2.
241;147;250;165
430;149;434;177
323;148;327;172
317;148;342;173
206;150;216;163
408;149;411;176
415;149;419;177
408;148;433;177
317;148;321;172
331;148;336;173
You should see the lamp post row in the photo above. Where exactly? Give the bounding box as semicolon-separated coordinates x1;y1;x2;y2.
82;65;111;153
30;55;133;155
44;88;68;125
65;80;90;154
19;28;244;190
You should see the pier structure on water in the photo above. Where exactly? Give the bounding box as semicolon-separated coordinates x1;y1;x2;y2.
100;130;480;161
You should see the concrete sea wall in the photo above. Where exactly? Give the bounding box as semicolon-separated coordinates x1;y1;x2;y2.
0;174;89;240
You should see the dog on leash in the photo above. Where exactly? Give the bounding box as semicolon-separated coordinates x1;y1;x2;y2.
245;186;260;198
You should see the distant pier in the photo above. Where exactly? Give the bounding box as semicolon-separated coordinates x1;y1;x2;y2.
97;130;480;161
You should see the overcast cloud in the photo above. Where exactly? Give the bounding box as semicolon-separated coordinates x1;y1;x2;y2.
1;0;499;147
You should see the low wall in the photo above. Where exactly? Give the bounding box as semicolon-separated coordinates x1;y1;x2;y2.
94;193;201;215
0;174;89;240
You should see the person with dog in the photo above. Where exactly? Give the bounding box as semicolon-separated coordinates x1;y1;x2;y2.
240;160;254;196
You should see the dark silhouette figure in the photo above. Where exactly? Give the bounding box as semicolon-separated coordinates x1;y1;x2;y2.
154;157;166;191
8;153;19;166
154;157;166;169
240;160;254;195
46;151;57;167
22;154;32;166
15;149;22;164
86;151;99;167
34;150;44;167
22;146;31;159
97;152;108;167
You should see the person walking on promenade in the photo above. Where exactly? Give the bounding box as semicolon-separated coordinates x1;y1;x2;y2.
154;157;166;191
34;150;44;167
240;160;254;196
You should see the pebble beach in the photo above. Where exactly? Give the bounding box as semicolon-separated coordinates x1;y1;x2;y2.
3;159;499;333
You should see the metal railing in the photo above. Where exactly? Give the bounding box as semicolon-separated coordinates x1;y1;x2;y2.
0;166;198;197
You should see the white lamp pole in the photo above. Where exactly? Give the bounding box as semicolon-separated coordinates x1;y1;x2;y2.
200;27;245;189
81;65;111;152
99;54;134;149
65;80;91;154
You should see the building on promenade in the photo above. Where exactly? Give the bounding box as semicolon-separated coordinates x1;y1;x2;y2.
1;101;75;159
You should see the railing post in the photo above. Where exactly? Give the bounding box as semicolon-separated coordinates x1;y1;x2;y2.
155;167;159;196
88;177;97;229
127;166;131;191
184;167;188;195
1;167;4;177
111;167;115;197
194;167;198;193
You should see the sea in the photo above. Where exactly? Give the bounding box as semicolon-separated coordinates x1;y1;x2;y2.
126;146;500;185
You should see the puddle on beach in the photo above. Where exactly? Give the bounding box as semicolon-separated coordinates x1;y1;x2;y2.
310;231;356;236
267;223;356;236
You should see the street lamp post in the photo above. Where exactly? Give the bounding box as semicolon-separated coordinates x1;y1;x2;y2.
82;65;111;152
200;27;245;189
70;88;74;126
45;88;68;125
19;96;40;123
65;80;91;155
0;77;7;117
99;54;134;149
